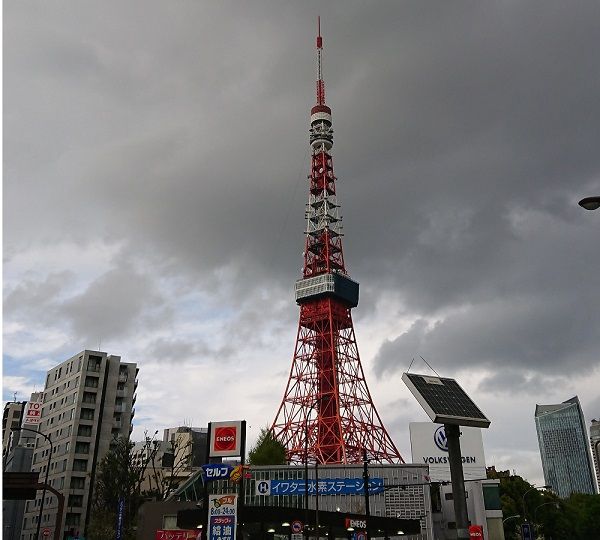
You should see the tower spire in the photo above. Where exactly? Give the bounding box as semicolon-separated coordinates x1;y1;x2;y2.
271;21;403;465
316;16;325;105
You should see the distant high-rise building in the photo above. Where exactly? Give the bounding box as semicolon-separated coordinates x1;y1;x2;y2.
590;418;600;493
535;396;596;497
20;350;137;540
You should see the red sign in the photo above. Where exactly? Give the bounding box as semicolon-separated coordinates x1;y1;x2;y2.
345;518;367;530
42;528;51;537
291;521;303;533
469;525;484;539
214;427;237;451
155;530;197;540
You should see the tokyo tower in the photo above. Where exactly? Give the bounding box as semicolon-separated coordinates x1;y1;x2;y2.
271;19;403;465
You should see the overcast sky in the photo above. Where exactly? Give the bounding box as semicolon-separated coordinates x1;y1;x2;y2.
3;1;600;486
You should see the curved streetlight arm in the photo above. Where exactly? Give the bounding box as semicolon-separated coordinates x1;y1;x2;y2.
502;514;520;524
533;501;558;524
521;485;551;522
12;427;54;540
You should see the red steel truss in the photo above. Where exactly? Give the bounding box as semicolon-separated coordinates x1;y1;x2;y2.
271;19;403;465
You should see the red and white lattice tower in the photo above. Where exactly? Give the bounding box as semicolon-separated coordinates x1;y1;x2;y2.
271;19;403;465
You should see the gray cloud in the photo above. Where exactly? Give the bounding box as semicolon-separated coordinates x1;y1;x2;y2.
59;262;167;342
4;0;600;476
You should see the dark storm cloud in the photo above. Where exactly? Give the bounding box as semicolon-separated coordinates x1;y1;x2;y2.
374;287;600;379
4;1;600;390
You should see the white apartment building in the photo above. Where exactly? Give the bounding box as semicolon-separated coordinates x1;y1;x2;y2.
20;350;137;540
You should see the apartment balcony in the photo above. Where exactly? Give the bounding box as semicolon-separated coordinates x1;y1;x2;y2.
114;420;123;429
114;404;126;413
118;373;128;383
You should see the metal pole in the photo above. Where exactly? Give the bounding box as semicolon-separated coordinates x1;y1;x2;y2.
315;463;319;540
444;424;469;540
13;427;53;540
305;424;309;540
362;449;370;528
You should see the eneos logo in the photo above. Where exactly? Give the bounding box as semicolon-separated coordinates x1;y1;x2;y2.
434;426;448;452
214;426;237;452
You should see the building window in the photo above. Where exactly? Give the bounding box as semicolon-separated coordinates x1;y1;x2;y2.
70;477;85;489
75;442;90;454
82;392;96;405
68;494;83;508
80;408;94;420
85;376;99;388
73;459;87;472
77;425;92;437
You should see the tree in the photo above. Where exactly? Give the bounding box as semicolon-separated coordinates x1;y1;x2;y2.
88;436;147;540
248;426;287;465
487;469;600;540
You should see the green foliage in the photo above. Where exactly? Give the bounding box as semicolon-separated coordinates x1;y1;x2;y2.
248;426;287;465
88;437;146;540
486;470;600;540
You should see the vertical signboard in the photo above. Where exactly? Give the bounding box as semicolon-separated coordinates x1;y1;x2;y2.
208;494;237;540
23;393;45;427
520;523;533;540
115;497;125;540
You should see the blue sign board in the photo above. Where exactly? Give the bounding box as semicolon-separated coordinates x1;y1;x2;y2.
115;497;125;540
202;463;234;481
268;478;384;496
521;522;534;540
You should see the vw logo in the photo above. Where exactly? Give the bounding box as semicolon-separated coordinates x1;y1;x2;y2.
434;426;448;452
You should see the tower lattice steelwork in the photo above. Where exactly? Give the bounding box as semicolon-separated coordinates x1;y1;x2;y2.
271;20;403;465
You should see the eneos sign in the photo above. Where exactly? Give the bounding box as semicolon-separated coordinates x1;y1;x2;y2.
209;421;243;458
469;525;484;538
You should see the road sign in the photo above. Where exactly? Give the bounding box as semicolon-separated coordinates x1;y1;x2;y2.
521;522;533;540
291;521;303;534
42;528;51;537
255;480;270;496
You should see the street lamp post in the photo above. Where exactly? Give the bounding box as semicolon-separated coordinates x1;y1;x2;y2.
502;515;520;524
12;427;54;540
521;485;550;523
304;398;321;540
578;196;600;211
533;501;558;538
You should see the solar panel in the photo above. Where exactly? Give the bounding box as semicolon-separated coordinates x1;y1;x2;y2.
402;373;491;428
